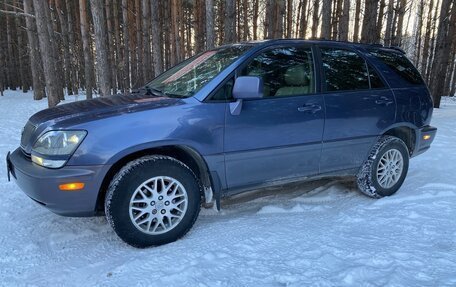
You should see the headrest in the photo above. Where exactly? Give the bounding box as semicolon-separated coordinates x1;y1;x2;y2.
284;65;310;86
248;68;264;77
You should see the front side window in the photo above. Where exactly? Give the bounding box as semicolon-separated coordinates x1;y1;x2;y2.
147;45;252;98
240;46;315;97
321;48;370;92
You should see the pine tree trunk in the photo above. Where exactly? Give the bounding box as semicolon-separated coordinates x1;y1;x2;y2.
450;48;456;97
90;0;112;96
5;1;18;90
55;0;73;95
253;0;259;40
237;0;241;42
14;0;28;92
414;0;425;66
47;0;64;99
151;0;162;76
134;0;143;86
79;0;93;99
32;0;63;107
142;0;152;81
393;0;406;46
186;5;193;55
206;0;215;49
298;0;309;38
338;0;350;41
332;0;342;40
384;0;394;46
420;0;434;76
376;0;386;42
65;0;78;94
218;0;225;43
169;0;176;65
274;0;286;38
179;0;185;60
311;0;319;38
224;0;236;43
425;0;441;81
194;0;205;52
444;48;456;96
286;0;293;38
361;0;379;43
105;0;116;90
429;0;455;107
74;0;86;91
170;0;182;65
121;0;130;89
353;0;361;42
264;0;272;38
242;0;249;40
23;0;46;100
113;0;122;91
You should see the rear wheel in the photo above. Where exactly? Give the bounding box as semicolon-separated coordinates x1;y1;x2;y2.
356;136;409;198
105;156;201;248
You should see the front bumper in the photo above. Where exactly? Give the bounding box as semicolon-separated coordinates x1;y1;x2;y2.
412;125;437;157
7;148;109;217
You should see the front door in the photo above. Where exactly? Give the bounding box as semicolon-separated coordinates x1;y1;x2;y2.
224;46;325;189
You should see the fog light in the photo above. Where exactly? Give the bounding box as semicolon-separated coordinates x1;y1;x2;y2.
59;182;85;191
423;134;431;140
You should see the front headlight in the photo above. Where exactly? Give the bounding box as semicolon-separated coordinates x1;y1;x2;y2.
32;130;87;168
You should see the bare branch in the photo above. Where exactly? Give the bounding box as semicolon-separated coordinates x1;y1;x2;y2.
2;2;25;13
0;9;35;18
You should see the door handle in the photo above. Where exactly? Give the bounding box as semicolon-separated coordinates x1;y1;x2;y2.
298;104;322;113
375;96;394;106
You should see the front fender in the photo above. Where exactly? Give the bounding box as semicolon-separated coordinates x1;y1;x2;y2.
65;101;226;166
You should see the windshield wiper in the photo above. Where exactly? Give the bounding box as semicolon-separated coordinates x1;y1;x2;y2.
131;85;164;97
163;92;186;98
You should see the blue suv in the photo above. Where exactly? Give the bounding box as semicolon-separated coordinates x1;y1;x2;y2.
7;40;437;247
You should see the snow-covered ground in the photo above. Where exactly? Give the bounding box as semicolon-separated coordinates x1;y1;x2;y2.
0;90;455;287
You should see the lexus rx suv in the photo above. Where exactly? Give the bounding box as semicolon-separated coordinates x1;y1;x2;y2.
7;40;437;247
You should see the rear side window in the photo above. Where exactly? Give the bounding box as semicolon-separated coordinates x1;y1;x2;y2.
368;49;424;85
321;48;370;92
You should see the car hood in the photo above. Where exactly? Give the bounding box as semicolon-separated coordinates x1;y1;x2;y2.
28;93;182;127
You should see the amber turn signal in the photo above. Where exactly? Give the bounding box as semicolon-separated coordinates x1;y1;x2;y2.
59;182;85;191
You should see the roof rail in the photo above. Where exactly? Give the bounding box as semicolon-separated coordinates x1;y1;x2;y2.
387;46;406;54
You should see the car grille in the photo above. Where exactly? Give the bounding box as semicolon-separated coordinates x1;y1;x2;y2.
20;121;37;149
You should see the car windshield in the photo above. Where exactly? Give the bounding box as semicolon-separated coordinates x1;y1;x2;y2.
146;45;253;98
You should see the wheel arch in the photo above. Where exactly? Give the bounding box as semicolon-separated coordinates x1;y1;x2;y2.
95;145;214;213
381;123;417;155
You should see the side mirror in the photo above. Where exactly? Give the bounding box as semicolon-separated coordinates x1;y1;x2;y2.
230;76;264;115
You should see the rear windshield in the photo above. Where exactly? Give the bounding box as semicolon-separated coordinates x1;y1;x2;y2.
368;49;424;85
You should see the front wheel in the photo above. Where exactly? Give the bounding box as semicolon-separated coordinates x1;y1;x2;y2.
357;136;409;198
105;156;202;248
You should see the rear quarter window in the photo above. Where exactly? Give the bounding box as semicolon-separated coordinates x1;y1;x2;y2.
368;49;424;86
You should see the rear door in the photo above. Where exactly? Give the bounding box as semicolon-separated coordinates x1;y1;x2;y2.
224;45;324;189
318;46;396;173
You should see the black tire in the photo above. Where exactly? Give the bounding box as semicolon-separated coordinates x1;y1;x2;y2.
105;155;202;248
356;136;409;198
